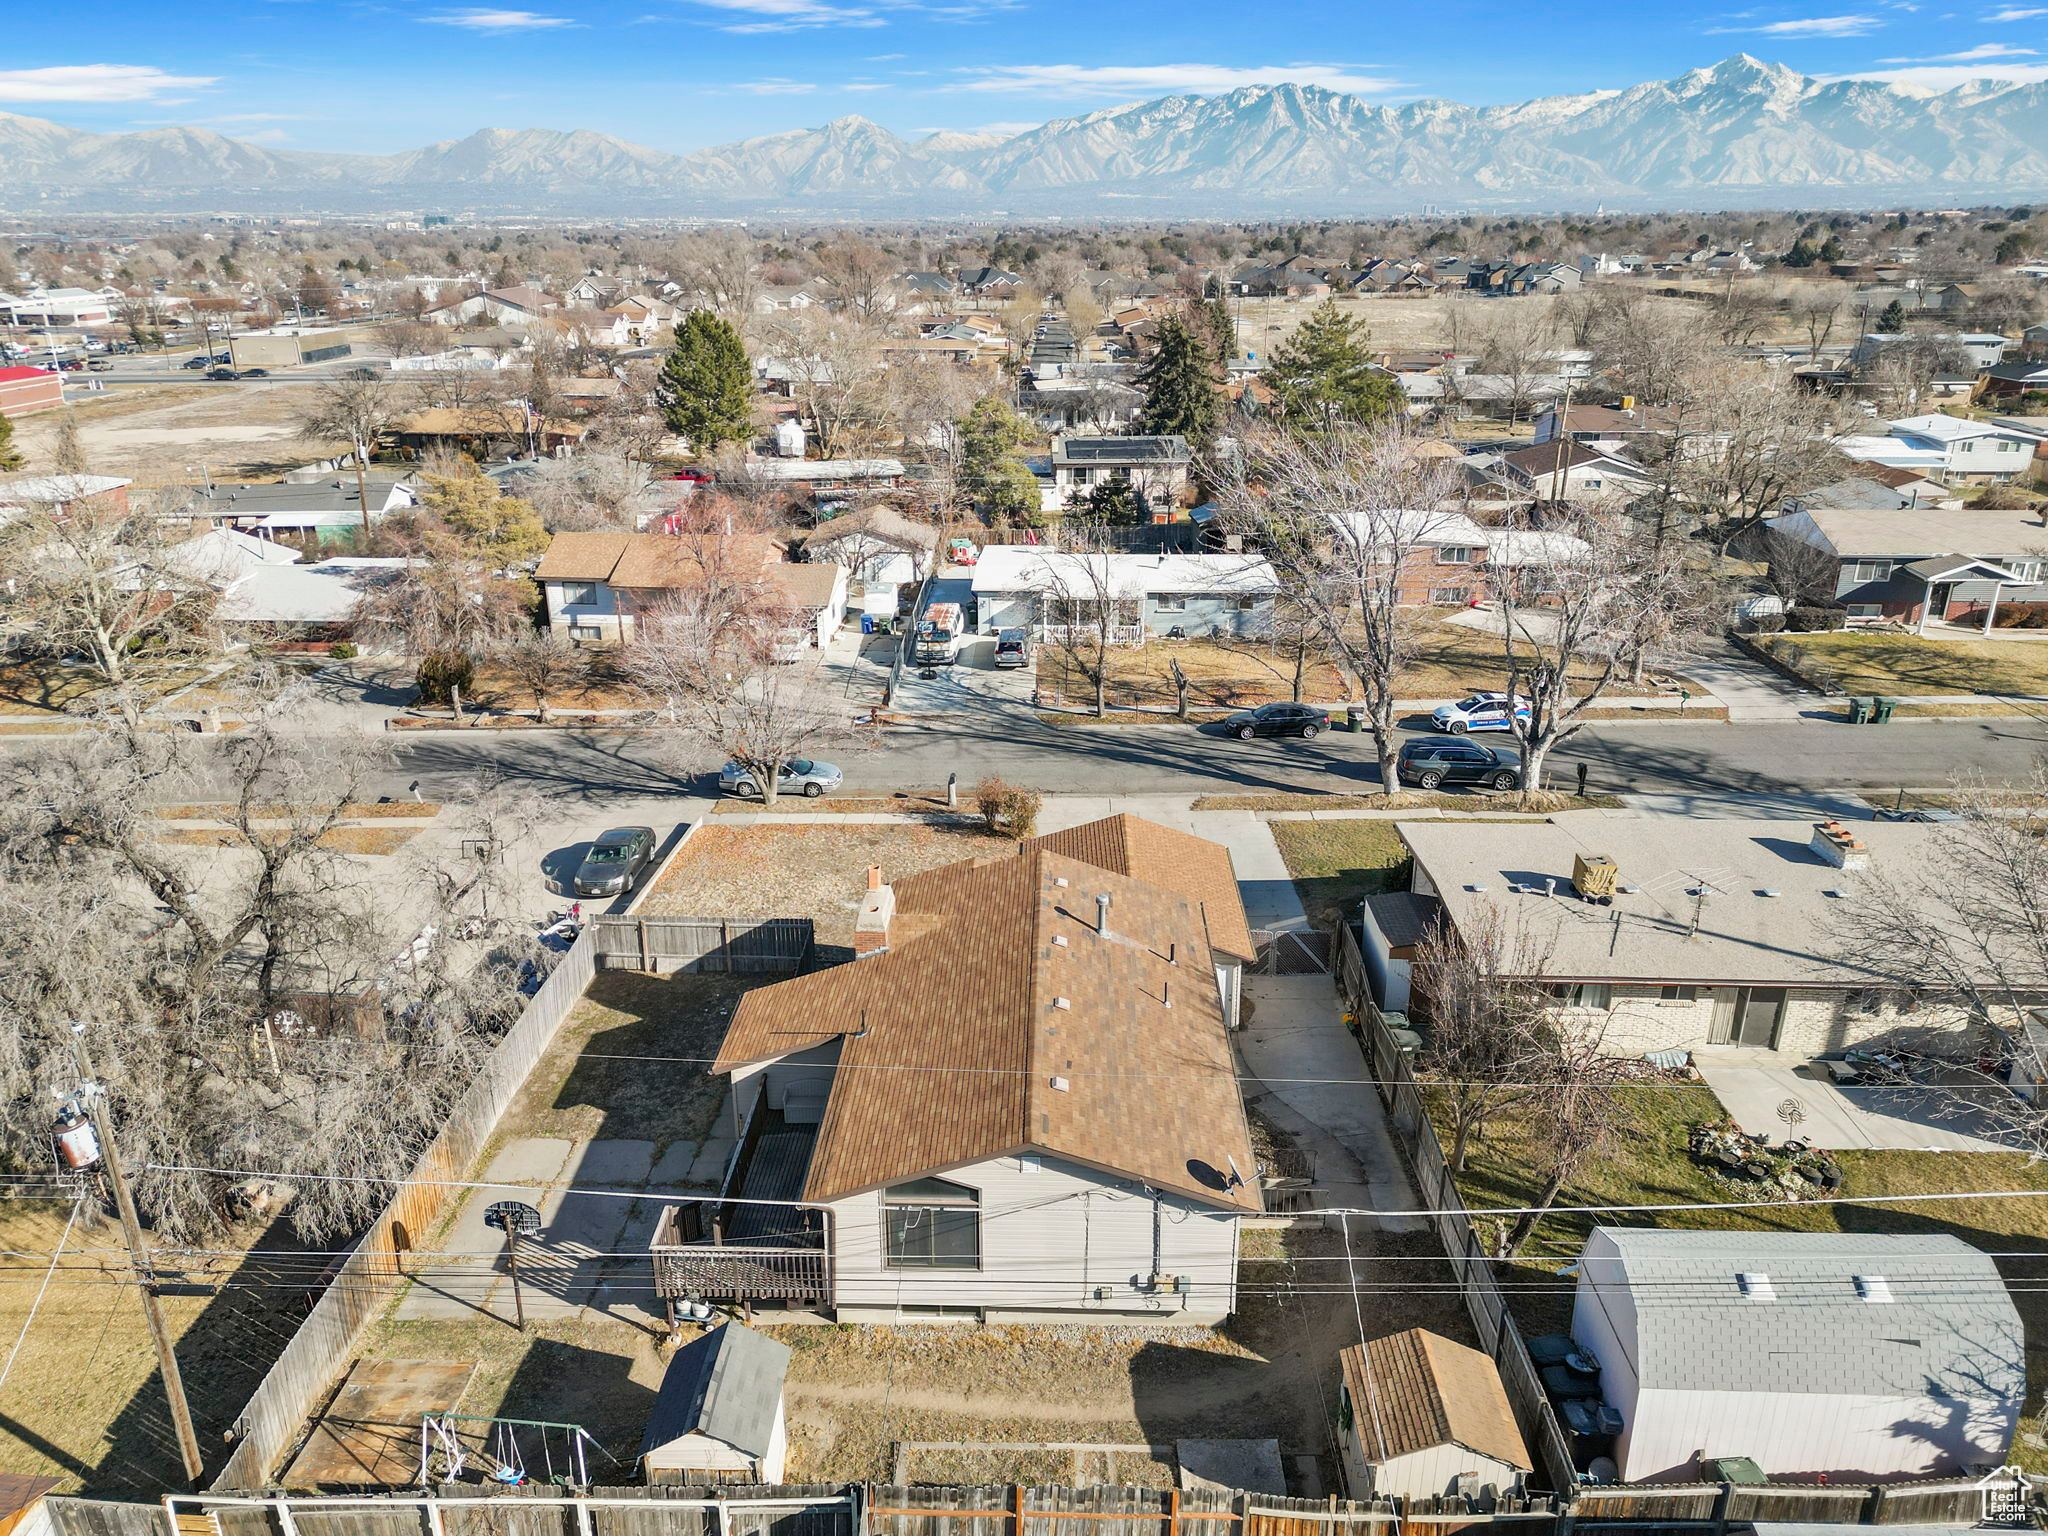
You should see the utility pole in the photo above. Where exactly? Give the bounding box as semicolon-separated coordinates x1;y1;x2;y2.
66;1024;206;1486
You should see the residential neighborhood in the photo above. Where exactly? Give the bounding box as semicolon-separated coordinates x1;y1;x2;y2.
10;197;2048;1536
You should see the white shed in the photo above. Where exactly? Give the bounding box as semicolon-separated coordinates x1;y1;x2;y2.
639;1322;791;1484
1337;1328;1531;1502
1572;1228;2025;1484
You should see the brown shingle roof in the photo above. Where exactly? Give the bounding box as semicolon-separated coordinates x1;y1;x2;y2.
1022;814;1254;963
1340;1329;1532;1469
534;531;840;610
713;846;1258;1211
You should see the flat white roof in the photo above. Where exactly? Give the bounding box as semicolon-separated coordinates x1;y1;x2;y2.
971;545;1278;597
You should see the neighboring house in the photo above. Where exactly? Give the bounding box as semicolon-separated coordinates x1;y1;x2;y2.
1882;414;2037;484
424;285;558;327
1778;477;1913;515
647;817;1261;1324
1831;432;1949;480
0;287;115;326
955;266;1022;296
1441;375;1573;420
1382;812;2012;1058
801;505;938;618
1025;376;1145;433
754;285;819;313
188;475;418;543
212;557;413;638
1573;1229;2024;1483
536;530;847;648
1975;358;2048;401
548;308;634;348
1048;435;1192;512
1774;503;2048;629
1324;509;1589;607
639;1322;789;1485
0;366;61;418
390;407;586;458
971;546;1280;641
731;459;907;493
1493;441;1655;502
1532;403;1685;455
1337;1329;1532;1502
1837;459;1954;507
0;473;131;519
1850;332;2014;373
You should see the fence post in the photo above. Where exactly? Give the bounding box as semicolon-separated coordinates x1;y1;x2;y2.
720;920;732;974
638;919;652;973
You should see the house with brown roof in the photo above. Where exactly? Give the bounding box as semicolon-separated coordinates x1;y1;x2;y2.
536;530;847;649
648;817;1261;1325
1337;1329;1531;1502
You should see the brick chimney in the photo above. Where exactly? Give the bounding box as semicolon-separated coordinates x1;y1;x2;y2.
854;864;894;956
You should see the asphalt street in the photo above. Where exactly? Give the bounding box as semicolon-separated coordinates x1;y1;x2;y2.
365;713;2048;807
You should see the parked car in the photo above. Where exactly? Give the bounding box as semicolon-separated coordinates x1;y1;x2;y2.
1221;702;1329;740
206;367;236;381
180;356;211;370
1430;691;1529;734
719;757;843;798
570;825;658;898
992;628;1032;668
86;360;113;372
58;359;84;372
663;467;714;483
237;367;269;379
1397;739;1523;791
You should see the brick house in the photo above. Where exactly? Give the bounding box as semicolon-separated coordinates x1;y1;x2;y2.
1325;509;1589;607
0;366;62;419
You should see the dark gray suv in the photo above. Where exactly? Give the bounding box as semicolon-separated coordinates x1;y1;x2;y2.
1397;739;1523;791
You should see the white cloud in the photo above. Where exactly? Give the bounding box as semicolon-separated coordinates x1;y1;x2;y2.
422;8;579;28
234;128;293;143
1988;6;2048;16
1708;13;1882;31
732;77;818;93
0;65;217;102
949;63;1407;95
682;0;879;29
1878;40;2036;56
842;82;891;90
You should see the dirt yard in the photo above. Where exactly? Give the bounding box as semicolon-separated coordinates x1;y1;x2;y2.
636;822;1008;951
7;385;345;485
0;1201;330;1494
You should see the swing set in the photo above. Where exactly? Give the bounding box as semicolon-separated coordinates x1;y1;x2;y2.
418;1412;617;1489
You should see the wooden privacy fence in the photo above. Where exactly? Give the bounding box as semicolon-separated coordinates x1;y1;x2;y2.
591;916;814;976
209;927;601;1491
864;1486;1400;1536
1330;923;1577;1495
169;1489;854;1536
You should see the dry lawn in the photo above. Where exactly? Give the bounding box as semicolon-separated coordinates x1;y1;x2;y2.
153;802;442;820
638;823;1006;950
712;791;967;817
155;826;422;854
1271;815;1551;931
1772;631;2048;697
463;657;651;714
0;659;217;718
8;384;346;484
0;1201;329;1494
1195;790;1620;812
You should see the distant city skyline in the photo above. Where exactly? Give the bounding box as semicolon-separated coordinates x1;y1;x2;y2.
5;0;2048;158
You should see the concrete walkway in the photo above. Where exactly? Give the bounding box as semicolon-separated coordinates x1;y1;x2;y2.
1672;638;1820;723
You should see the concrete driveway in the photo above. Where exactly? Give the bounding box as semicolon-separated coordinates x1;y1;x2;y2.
1698;1056;2016;1152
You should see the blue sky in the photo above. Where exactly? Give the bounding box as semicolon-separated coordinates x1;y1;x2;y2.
4;0;2047;155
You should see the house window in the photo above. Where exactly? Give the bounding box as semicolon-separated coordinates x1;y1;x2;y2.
1846;988;1889;1016
1233;595;1260;611
1847;560;1892;583
2008;561;2042;585
1430;587;1472;605
1070;467;1095;487
559;581;599;607
1583;478;1603;489
1659;985;1698;1002
2000;439;2023;453
1844;603;1883;618
1549;982;1612;1009
1154;594;1188;612
569;625;602;643
883;1177;980;1269
1437;546;1473;565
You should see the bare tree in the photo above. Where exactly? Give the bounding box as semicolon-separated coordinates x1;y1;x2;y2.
1020;529;1142;718
0;484;222;689
1210;422;1462;796
497;627;585;722
1414;907;1557;1173
757;311;892;460
1484;503;1722;790
1787;288;1845;361
1759;525;1845;610
293;373;409;533
669;233;763;325
1498;1035;1629;1255
1466;304;1558;425
813;237;900;321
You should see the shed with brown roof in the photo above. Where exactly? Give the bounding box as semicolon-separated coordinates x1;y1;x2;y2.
1337;1328;1531;1501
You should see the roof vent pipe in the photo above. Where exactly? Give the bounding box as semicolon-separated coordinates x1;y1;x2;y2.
1096;892;1113;936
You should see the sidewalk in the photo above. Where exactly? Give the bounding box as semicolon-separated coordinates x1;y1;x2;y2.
1670;637;1816;723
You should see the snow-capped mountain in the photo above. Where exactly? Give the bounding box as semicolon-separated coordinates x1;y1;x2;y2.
5;56;2048;213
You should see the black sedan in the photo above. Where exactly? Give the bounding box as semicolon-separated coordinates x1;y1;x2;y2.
1221;702;1328;740
571;825;658;898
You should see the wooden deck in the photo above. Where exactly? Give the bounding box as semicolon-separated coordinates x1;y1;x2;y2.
278;1359;476;1487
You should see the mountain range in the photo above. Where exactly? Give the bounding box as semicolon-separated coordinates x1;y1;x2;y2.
7;56;2048;215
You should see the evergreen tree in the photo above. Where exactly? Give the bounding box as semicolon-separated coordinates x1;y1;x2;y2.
1877;299;1908;334
1135;316;1220;445
1263;300;1401;427
1996;231;2033;267
1819;235;1846;263
656;310;754;453
956;396;1041;524
1781;240;1819;269
1201;298;1238;368
1075;477;1143;526
0;413;20;474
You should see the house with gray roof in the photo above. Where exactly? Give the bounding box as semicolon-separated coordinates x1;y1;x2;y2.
1773;502;2048;631
1573;1229;2023;1483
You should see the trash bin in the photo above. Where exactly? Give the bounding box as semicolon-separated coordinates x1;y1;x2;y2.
860;612;875;635
1345;704;1365;733
1874;696;1897;724
1850;696;1874;724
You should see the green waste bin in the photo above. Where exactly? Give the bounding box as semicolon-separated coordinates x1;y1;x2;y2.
1850;696;1875;724
1873;696;1897;724
1345;704;1365;733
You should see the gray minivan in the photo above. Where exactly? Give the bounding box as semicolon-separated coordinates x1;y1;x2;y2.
993;628;1032;668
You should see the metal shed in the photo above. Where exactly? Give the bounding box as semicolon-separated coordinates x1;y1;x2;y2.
640;1323;791;1485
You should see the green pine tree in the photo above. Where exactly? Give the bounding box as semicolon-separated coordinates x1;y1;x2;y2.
1819;235;1846;263
1877;299;1908;334
1135;316;1220;445
1074;477;1143;526
1263;300;1401;427
956;396;1041;524
656;310;754;453
0;413;20;473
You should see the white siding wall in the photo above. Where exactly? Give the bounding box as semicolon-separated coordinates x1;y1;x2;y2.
545;578;625;637
1362;1444;1524;1501
1572;987;1973;1057
824;1152;1241;1324
1618;1386;2018;1483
